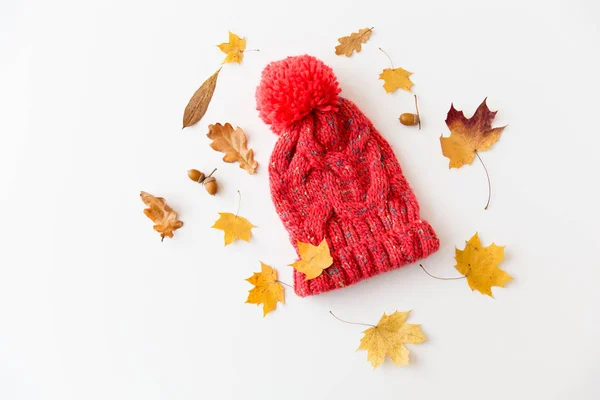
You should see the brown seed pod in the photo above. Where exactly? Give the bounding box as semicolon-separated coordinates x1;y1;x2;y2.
188;169;205;182
203;177;218;195
400;113;420;126
187;168;218;195
399;95;421;130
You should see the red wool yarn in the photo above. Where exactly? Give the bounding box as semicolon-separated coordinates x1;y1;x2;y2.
256;55;439;297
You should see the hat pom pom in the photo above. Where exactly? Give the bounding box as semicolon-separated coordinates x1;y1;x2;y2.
256;55;341;134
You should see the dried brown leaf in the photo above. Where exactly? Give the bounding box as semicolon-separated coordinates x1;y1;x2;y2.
335;27;373;57
140;191;183;241
182;68;221;129
207;123;258;174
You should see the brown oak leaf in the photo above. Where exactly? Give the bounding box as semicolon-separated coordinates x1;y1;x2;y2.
207;123;258;174
140;191;183;241
335;27;373;57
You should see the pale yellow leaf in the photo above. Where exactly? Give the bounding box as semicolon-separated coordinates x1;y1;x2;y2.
358;311;426;369
289;239;333;280
246;262;285;316
454;232;512;297
379;68;413;93
211;212;256;246
217;31;246;64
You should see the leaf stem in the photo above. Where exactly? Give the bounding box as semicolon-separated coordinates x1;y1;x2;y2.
378;47;394;69
419;264;466;280
329;311;376;328
475;151;492;210
414;94;421;130
235;190;241;217
276;280;293;288
243;49;260;52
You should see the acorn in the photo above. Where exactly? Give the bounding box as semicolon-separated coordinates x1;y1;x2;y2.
203;177;218;195
399;112;420;127
188;168;218;195
399;94;421;130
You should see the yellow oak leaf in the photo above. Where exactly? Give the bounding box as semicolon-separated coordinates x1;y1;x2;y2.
454;232;512;297
246;262;285;317
379;68;413;93
211;212;256;246
289;239;333;280
335;27;373;57
217;31;246;64
207;123;258;175
440;98;506;168
140;191;183;241
358;311;426;369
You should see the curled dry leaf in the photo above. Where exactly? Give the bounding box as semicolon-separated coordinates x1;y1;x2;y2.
335;27;373;57
379;67;413;93
182;68;221;129
440;98;506;168
289;239;333;280
140;191;183;241
454;233;512;297
207;123;258;174
217;31;246;64
359;311;426;369
246;262;285;317
211;212;256;246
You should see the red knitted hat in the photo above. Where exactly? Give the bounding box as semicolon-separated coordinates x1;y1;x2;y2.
256;55;439;297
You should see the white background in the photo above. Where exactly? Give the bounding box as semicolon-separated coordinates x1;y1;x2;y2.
1;0;600;399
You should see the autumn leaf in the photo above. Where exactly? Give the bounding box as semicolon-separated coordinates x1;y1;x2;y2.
440;98;506;168
289;239;333;280
212;212;256;246
335;27;373;57
217;31;246;64
207;123;258;174
246;262;285;317
454;233;512;297
182;68;220;129
379;68;413;93
140;191;183;241
358;311;426;369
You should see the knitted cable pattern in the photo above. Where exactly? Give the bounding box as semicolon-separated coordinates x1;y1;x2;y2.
257;55;439;297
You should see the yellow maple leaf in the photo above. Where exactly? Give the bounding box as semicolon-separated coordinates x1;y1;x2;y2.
335;27;373;57
454;233;513;297
289;239;333;280
358;311;426;369
246;262;285;317
379;68;413;93
211;212;256;246
217;31;246;64
440;98;506;168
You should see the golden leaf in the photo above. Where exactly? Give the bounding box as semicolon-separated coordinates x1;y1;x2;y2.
207;123;258;174
211;212;256;246
358;311;426;369
440;98;506;168
454;232;512;297
335;27;373;57
379;68;413;93
140;191;183;241
182;68;221;129
289;239;333;280
246;262;285;316
217;31;246;64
